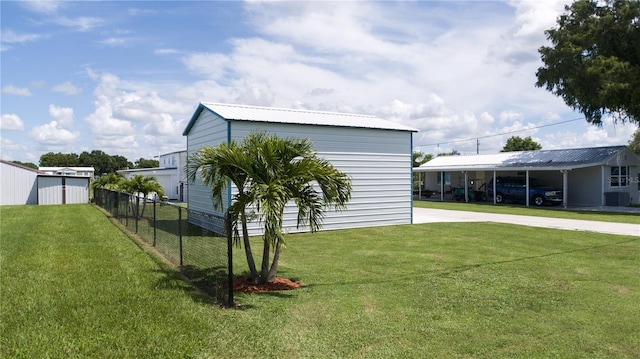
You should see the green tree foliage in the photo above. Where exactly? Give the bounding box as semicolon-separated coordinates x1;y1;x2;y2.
11;161;38;169
187;132;352;284
628;128;640;156
120;175;166;218
40;150;133;174
134;158;159;168
90;173;124;192
501;136;542;152
536;0;640;125
39;152;79;167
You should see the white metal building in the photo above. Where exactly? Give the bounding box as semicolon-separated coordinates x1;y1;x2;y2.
117;150;188;201
37;176;90;205
1;160;40;205
39;166;95;178
183;102;417;234
1;160;90;206
415;146;640;207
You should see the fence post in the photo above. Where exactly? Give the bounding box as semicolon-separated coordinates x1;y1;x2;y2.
227;211;234;307
135;196;140;233
178;207;183;267
153;200;157;246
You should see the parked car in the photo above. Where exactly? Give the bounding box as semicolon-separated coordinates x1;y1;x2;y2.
487;176;563;206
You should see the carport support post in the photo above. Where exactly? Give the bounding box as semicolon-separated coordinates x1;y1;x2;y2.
464;171;469;202
492;171;497;204
525;171;530;207
440;171;444;201
561;169;569;209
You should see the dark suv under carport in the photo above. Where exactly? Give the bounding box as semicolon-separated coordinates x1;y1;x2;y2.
487;176;563;206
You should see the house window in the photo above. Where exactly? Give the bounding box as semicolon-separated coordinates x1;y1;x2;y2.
610;166;629;187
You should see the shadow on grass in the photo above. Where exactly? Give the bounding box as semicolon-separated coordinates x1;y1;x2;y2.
150;265;232;306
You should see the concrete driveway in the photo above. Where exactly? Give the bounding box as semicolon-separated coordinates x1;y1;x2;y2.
413;207;640;237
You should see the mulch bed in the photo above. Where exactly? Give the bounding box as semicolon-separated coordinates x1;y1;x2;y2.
233;276;301;293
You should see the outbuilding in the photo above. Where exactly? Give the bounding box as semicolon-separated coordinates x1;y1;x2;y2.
183;102;417;234
1;160;90;206
415;146;640;208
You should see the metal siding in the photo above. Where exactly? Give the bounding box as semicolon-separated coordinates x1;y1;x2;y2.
231;121;412;235
65;177;89;204
186;109;229;217
38;177;63;205
568;167;603;206
0;162;38;205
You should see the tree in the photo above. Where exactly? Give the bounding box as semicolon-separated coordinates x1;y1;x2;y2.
501;136;542;152
39;152;79;167
536;0;640;126
120;175;166;218
629;128;640;156
11;161;38;169
91;172;124;191
187;132;352;284
134;158;159;168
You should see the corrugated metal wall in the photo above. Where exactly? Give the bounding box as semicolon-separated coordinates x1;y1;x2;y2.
186;109;230;217
37;176;89;205
0;162;38;205
186;110;413;234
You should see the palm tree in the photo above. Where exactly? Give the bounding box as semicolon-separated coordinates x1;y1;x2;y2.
120;175;166;218
187;131;352;284
91;172;124;191
186;140;260;283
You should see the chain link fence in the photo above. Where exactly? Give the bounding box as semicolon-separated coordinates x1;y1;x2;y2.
94;188;233;306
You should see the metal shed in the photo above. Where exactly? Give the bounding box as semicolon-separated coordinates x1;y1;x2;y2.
37;176;90;205
183;102;418;234
415;146;640;207
0;160;40;205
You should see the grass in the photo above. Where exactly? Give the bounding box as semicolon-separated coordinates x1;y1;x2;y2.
2;204;639;358
414;199;640;224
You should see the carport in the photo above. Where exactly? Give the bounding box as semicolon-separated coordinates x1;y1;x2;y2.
414;146;640;208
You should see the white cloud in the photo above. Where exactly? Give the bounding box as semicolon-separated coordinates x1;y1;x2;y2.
29;121;79;146
54;16;104;32
1;114;25;131
20;1;65;14
99;37;128;46
2;85;32;96
48;105;74;128
1;29;41;44
52;81;81;95
155;48;179;55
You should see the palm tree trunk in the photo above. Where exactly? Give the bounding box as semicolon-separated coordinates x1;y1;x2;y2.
259;236;270;284
267;238;282;282
240;212;259;283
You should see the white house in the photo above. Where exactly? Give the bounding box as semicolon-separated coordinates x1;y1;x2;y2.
183;102;418;234
117;150;188;201
415;146;640;207
1;160;90;206
39;166;95;178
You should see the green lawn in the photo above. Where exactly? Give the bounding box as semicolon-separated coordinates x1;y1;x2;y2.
2;204;638;358
414;199;640;224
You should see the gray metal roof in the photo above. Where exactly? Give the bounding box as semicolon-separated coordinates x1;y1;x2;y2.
416;145;633;172
183;102;418;135
501;146;625;168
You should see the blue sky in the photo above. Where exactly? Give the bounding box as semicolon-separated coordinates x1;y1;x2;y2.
1;0;637;164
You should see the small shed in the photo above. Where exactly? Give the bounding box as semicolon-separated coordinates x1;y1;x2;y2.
415;146;640;207
37;176;90;205
183;102;417;233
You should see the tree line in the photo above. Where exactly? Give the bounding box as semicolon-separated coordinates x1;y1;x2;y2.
12;150;159;175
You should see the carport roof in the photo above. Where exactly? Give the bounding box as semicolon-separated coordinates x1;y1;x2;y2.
416;145;633;172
